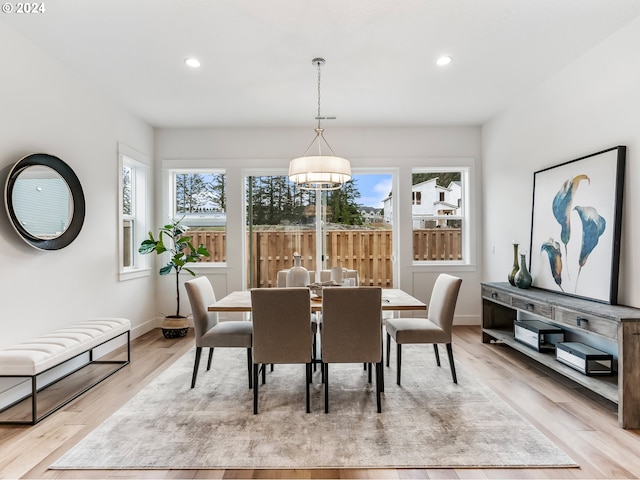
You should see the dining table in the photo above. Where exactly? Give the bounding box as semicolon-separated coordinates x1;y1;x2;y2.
208;287;427;394
207;288;427;313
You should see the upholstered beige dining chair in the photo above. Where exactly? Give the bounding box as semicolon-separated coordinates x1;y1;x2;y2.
184;277;253;389
385;274;462;385
276;269;319;367
250;287;313;414
320;269;359;286
321;286;383;413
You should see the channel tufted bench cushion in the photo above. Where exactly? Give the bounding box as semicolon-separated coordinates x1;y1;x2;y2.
0;318;131;425
0;318;130;376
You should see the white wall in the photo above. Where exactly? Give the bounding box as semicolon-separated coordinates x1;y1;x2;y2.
155;126;483;325
482;16;640;308
0;24;157;349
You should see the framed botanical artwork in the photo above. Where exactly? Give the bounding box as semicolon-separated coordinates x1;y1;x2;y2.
529;146;626;304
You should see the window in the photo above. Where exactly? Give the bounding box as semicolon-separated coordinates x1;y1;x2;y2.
412;191;421;205
411;169;468;263
170;170;227;263
122;164;134;268
245;172;394;288
118;143;151;280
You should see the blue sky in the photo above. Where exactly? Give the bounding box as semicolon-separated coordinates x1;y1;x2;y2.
353;174;392;209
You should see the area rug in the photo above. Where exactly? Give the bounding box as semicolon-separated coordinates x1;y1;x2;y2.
51;344;576;469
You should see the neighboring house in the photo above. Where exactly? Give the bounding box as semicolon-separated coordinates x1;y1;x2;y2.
382;178;461;227
359;206;383;224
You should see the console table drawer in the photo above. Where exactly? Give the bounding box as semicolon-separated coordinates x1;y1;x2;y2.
554;307;618;340
481;286;511;305
511;296;553;319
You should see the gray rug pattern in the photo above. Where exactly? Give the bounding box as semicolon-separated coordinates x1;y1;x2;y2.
52;344;576;469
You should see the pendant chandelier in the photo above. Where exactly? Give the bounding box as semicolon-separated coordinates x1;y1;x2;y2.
288;58;351;190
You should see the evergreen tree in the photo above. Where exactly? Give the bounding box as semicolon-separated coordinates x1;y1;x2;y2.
209;174;226;211
327;179;363;225
175;173;208;213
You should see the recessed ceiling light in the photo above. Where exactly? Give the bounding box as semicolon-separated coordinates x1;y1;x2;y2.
436;56;452;66
185;58;201;68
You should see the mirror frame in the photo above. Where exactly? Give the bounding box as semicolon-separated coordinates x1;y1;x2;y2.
4;153;85;250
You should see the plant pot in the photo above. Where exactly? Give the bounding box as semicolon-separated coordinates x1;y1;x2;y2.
162;315;189;338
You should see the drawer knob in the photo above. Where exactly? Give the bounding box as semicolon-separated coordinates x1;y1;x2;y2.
577;317;589;327
491;292;498;299
525;303;534;311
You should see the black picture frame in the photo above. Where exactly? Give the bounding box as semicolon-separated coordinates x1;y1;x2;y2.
529;146;625;304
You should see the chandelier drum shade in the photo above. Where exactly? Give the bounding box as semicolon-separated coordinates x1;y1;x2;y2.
288;58;351;191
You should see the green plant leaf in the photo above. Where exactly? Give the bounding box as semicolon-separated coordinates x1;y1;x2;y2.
159;264;173;275
184;267;196;276
138;240;155;254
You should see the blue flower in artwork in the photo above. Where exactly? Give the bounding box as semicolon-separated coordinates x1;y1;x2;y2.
541;238;564;291
573;205;606;291
552;175;590;257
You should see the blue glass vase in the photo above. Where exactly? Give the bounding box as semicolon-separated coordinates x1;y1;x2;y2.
514;253;532;289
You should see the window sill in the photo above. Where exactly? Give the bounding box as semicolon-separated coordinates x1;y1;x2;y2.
119;268;152;282
410;262;477;273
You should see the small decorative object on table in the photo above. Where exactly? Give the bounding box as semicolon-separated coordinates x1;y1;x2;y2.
514;251;532;289
286;252;310;287
508;242;519;286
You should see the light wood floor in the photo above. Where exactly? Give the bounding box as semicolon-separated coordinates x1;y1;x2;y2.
2;326;640;479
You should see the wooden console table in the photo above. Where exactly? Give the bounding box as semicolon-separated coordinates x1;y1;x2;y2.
481;281;640;428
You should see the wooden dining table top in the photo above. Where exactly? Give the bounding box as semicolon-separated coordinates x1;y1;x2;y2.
208;288;427;313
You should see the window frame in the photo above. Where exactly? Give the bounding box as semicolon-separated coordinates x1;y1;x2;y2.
118;143;151;281
410;165;475;268
167;168;228;266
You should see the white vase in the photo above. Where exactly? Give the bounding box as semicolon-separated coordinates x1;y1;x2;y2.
286;253;310;287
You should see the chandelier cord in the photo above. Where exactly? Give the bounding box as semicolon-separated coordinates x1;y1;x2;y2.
316;59;322;131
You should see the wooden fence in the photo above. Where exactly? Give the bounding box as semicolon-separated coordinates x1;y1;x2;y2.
189;228;461;288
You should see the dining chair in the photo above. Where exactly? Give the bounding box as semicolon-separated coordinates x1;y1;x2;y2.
276;269;316;287
320;269;359;286
276;269;319;369
385;274;462;385
321;286;383;413
250;287;313;414
184;277;253;389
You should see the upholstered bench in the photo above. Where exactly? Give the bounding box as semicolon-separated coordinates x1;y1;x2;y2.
0;318;130;425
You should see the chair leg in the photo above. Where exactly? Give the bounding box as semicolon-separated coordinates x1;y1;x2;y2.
312;334;317;372
386;332;391;367
247;348;253;389
306;363;311;413
324;363;329;413
262;363;267;384
253;363;259;414
375;361;382;413
446;343;458;384
396;343;402;386
207;347;214;370
367;363;372;384
191;347;202;388
433;344;441;367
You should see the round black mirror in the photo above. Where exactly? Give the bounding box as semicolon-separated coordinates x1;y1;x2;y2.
4;153;85;250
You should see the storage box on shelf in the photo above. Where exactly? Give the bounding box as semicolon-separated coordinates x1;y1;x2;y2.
481;281;640;429
514;319;564;352
556;342;613;376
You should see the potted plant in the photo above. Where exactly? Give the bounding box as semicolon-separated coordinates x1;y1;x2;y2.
139;217;210;338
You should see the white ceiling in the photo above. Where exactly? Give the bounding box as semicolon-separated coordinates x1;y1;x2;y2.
4;0;640;128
